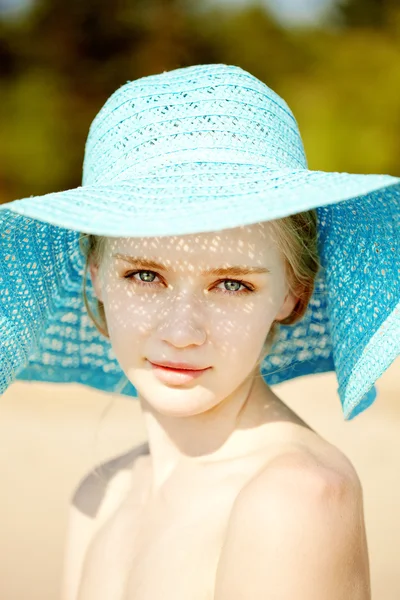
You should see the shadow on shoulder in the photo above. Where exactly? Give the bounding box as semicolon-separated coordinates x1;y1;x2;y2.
71;442;150;518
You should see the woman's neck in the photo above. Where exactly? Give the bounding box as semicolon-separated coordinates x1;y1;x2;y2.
137;374;304;494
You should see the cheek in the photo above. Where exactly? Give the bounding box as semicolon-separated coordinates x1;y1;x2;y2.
102;286;159;340
210;300;276;360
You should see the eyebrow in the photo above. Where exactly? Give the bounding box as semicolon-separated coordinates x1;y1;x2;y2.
112;253;270;276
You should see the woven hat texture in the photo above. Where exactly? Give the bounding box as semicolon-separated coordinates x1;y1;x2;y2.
0;63;399;419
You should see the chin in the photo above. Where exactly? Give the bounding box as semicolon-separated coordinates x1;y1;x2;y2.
135;376;219;416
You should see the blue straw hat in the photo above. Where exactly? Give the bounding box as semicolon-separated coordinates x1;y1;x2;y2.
1;63;399;419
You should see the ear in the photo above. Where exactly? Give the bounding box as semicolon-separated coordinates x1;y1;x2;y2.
275;290;298;322
89;261;103;303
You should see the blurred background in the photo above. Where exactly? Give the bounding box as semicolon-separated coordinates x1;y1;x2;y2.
0;0;399;598
1;0;400;203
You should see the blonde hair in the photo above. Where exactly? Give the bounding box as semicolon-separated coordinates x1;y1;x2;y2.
78;210;321;367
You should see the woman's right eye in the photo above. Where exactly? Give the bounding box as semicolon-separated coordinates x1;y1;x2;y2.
124;270;160;285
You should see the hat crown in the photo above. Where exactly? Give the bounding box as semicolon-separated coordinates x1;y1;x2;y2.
82;64;308;186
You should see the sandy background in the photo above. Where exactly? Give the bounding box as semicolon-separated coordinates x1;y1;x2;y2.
0;358;399;600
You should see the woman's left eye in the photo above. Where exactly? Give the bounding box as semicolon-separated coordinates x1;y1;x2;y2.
215;280;253;295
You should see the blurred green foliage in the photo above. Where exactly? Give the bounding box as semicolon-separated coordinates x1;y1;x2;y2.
0;0;399;203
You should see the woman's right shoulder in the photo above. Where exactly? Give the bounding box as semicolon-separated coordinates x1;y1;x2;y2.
61;442;150;600
71;441;150;521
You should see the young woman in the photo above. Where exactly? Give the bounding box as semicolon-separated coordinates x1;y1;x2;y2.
1;63;399;600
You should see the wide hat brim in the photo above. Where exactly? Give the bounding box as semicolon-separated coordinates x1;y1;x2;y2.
5;165;400;236
1;164;399;420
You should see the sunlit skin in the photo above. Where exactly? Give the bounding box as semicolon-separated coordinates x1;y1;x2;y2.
89;222;299;490
70;222;371;600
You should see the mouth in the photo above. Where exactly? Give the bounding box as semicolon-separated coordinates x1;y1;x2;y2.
147;360;211;385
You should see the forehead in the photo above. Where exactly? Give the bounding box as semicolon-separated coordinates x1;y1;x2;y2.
105;222;280;268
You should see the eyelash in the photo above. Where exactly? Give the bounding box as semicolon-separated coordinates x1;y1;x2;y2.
123;270;255;296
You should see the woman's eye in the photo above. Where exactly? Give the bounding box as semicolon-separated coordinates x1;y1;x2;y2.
220;280;242;292
137;270;157;283
215;280;253;295
125;270;160;284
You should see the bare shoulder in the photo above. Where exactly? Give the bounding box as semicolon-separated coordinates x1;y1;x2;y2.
243;384;362;505
72;441;150;520
215;436;370;600
236;430;363;514
61;442;150;600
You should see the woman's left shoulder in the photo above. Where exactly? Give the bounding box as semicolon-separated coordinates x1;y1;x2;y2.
215;437;369;599
237;435;363;516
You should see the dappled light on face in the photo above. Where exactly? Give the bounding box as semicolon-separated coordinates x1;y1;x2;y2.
88;223;288;417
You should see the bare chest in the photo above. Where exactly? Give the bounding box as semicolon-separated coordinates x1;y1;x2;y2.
123;494;231;600
78;463;258;600
77;416;322;600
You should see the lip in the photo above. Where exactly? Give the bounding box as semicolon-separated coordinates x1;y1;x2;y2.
149;360;210;371
147;360;211;385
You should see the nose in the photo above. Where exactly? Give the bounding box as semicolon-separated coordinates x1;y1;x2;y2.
156;292;207;348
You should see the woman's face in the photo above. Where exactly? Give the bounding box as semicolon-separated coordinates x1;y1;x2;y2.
90;223;296;417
